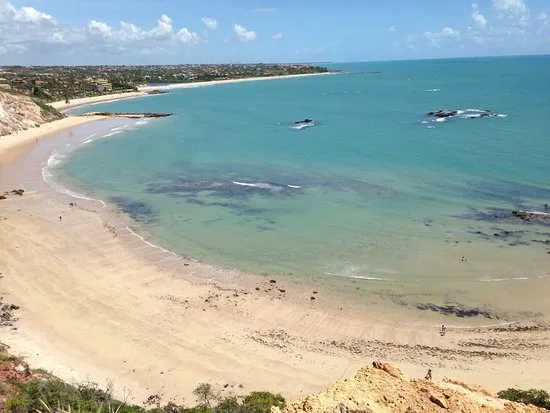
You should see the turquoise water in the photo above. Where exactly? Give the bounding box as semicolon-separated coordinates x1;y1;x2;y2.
59;56;550;282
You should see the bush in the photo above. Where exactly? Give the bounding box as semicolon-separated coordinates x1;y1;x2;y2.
242;392;285;413
3;377;284;413
4;379;145;413
497;388;550;409
215;397;241;413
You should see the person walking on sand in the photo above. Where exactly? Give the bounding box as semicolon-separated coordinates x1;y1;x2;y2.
425;369;432;380
440;324;447;336
59;216;62;222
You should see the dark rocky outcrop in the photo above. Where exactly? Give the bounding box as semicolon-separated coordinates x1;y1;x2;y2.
512;210;550;223
426;110;458;118
415;302;496;319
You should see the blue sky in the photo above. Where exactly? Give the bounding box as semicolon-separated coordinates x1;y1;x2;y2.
1;0;549;64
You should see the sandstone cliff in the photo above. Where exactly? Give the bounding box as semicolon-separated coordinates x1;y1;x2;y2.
277;361;546;413
0;90;63;136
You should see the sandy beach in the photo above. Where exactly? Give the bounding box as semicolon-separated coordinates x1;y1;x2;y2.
0;116;106;164
0;94;549;405
50;72;335;112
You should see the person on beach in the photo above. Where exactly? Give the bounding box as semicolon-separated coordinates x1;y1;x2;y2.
59;216;62;222
440;324;446;336
425;369;432;380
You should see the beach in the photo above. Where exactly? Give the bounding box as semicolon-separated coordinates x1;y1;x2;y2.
50;72;335;112
1;85;550;405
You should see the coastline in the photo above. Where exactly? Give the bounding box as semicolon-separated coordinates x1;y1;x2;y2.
1;85;549;404
50;72;336;111
0;115;107;164
138;72;335;92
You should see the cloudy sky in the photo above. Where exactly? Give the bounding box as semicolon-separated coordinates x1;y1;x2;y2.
1;0;549;65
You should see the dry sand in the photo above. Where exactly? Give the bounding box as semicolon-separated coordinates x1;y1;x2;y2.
0;110;549;405
0;116;106;164
50;92;148;111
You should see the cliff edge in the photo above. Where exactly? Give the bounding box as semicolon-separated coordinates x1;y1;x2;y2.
0;90;63;136
277;361;546;413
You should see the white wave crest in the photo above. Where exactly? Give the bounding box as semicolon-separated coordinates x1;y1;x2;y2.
232;181;277;190
425;88;441;92
41;150;106;206
102;131;122;138
478;277;529;282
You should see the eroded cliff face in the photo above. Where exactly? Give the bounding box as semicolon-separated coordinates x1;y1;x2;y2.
0;91;63;136
277;362;546;413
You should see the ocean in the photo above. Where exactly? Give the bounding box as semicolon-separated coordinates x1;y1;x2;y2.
53;56;550;317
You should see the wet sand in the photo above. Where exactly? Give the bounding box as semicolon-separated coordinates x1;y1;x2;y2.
0;116;549;405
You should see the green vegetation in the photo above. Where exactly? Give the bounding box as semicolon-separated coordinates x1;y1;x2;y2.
4;380;286;413
498;388;550;409
31;98;64;121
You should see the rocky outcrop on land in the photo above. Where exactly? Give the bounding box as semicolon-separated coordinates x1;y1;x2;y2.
277;361;546;413
0;90;63;136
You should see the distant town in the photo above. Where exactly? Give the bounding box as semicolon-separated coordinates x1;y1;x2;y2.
0;64;330;102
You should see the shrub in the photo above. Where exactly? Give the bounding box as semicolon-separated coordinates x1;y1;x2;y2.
241;392;285;413
215;397;241;413
497;388;550;409
193;384;219;407
4;379;145;413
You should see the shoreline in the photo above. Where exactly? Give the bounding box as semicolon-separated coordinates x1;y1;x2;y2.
50;72;336;111
0;93;549;403
0;115;107;164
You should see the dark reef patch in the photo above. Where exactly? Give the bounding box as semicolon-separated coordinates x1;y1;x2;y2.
415;302;496;319
145;177;302;200
110;196;157;223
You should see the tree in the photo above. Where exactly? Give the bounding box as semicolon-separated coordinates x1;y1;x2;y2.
193;383;219;407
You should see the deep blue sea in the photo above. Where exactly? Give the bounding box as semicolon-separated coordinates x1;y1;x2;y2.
58;56;550;286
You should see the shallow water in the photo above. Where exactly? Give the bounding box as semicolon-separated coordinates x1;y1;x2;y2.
53;58;550;308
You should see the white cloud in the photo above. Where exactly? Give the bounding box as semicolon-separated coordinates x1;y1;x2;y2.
471;4;488;28
177;28;201;44
0;1;202;59
254;8;276;12
272;32;283;40
537;12;549;25
389;25;396;32
423;27;460;46
234;24;256;42
492;0;529;25
201;17;217;31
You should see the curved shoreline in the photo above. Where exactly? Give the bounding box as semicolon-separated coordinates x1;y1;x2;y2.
1;94;550;403
50;72;337;112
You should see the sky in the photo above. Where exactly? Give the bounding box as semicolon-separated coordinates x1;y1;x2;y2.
0;0;549;65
